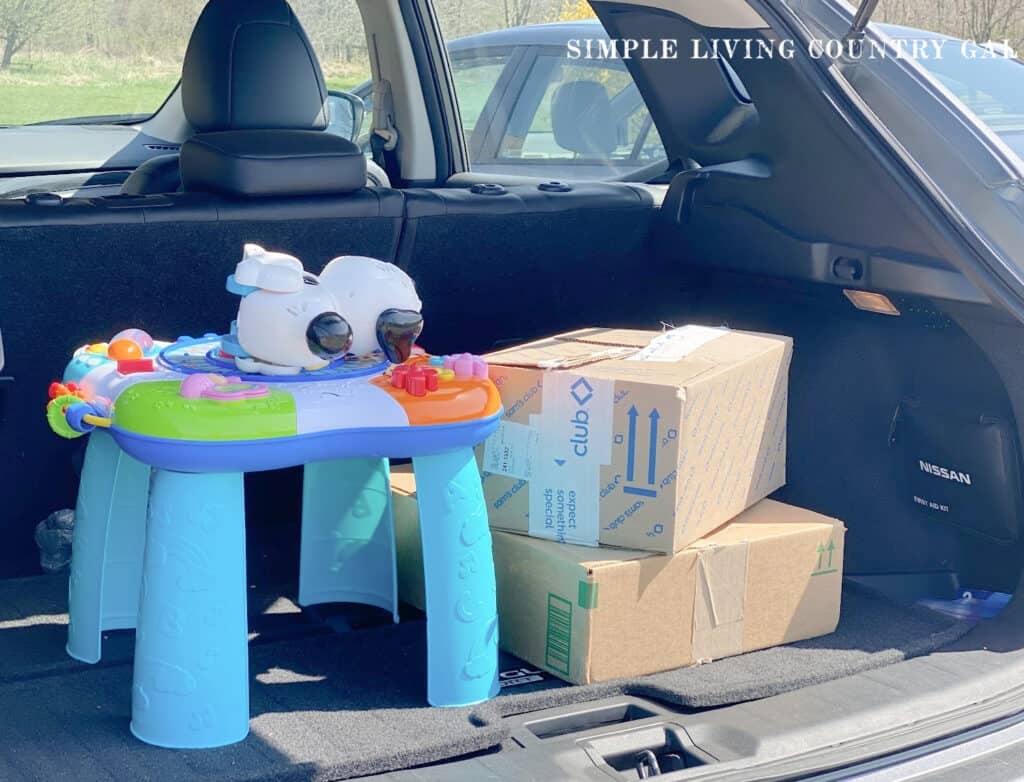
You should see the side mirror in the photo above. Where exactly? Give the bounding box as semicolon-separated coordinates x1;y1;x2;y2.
326;91;366;143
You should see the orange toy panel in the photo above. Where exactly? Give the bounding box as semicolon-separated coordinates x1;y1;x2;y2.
371;374;502;425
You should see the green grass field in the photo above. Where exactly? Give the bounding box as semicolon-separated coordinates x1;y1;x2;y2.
0;51;367;126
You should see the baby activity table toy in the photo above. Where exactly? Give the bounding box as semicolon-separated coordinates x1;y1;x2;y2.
45;248;503;749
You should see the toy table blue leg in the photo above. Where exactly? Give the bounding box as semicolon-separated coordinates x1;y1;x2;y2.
67;430;150;664
130;469;250;749
412;448;499;707
299;458;399;622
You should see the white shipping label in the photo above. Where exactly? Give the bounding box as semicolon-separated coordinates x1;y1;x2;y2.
481;420;540;481
629;325;728;362
528;373;615;545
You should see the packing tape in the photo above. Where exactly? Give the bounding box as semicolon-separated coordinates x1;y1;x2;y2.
628;325;728;362
692;542;749;662
481;420;539;481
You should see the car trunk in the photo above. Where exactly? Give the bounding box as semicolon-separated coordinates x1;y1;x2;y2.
2;0;1023;772
0;569;990;781
1;180;1021;781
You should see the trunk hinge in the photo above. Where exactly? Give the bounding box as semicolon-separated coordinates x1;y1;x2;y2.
843;0;882;47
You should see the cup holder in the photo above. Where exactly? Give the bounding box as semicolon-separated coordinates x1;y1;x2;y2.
584;725;717;779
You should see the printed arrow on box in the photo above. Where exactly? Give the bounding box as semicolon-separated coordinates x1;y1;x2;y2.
648;408;660;485
626;405;639;482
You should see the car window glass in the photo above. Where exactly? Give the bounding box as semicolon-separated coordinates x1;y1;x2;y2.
0;0;369;128
909;42;1024;127
498;56;663;166
431;4;667;180
867;6;1024;161
0;1;203;126
293;1;372;112
453;55;512;133
295;1;372;144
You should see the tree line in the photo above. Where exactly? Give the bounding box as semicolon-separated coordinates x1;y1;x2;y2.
0;0;584;70
2;0;1021;73
874;0;1024;48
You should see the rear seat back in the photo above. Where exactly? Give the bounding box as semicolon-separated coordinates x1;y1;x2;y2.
0;180;664;577
0;189;403;575
397;182;663;355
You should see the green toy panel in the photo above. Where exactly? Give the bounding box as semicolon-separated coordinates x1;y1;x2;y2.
114;382;297;441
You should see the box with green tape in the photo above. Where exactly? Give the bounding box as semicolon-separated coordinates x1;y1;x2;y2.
392;468;846;685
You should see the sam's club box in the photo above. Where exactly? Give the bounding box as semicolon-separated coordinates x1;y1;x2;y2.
477;326;792;554
391;469;845;685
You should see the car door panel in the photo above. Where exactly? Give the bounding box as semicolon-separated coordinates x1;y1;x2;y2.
659;164;989;304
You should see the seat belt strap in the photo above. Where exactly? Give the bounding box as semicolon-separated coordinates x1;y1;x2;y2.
370;79;400;179
370;35;401;183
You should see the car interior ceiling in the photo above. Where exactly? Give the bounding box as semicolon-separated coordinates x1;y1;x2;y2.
3;0;1024;779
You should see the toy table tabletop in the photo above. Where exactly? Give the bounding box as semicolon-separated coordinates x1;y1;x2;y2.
66;336;502;472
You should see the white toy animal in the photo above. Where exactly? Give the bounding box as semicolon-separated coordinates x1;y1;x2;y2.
229;244;423;375
319;254;421;357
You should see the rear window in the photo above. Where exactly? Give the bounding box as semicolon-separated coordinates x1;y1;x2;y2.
0;2;202;126
869;9;1024;160
909;41;1024;127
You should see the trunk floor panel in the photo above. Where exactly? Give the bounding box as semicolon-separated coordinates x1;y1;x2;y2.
0;577;970;782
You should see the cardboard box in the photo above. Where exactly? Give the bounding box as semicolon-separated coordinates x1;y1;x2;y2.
477;326;792;553
392;470;845;685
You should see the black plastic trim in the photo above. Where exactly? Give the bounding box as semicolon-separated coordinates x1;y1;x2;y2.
400;0;460;183
749;0;1024;324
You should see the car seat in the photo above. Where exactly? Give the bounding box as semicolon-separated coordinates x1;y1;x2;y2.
121;0;390;195
550;80;618;158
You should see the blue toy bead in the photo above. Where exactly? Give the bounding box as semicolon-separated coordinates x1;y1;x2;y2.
428;356;446;367
65;402;97;433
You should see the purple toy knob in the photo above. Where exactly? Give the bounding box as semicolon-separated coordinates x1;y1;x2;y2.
444;353;488;379
110;328;155;353
179;374;219;399
202;382;269;402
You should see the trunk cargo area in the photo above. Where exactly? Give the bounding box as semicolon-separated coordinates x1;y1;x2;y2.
0;566;973;781
3;173;1023;780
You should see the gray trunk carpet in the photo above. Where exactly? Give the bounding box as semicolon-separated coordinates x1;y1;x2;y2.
0;577;972;782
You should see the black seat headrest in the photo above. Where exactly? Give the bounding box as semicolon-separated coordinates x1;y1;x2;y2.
551;81;617;157
180;130;368;197
182;0;328;132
